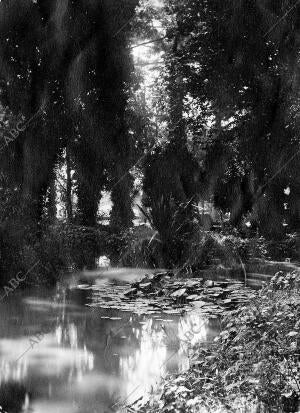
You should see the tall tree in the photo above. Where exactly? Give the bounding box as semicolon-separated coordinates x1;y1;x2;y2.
0;0;138;231
164;0;300;238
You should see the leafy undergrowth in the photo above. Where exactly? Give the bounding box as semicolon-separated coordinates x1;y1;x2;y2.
132;271;300;413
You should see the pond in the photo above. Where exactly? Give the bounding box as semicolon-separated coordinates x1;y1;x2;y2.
0;268;220;413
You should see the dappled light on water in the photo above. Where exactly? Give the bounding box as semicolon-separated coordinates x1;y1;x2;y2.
119;318;167;405
0;276;219;412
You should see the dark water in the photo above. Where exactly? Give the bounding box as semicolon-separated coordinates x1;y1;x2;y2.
0;270;219;413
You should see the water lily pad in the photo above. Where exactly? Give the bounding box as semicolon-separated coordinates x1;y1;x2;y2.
139;282;152;290
204;280;214;288
171;288;187;298
186;295;200;301
124;288;138;297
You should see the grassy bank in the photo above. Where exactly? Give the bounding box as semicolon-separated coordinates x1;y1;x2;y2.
134;271;300;413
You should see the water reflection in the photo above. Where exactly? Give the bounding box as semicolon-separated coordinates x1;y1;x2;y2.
0;382;29;413
0;280;219;412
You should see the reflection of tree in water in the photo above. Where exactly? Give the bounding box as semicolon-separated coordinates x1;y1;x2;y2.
92;312;167;373
100;312;143;371
99;312;220;375
0;382;28;413
0;284;221;412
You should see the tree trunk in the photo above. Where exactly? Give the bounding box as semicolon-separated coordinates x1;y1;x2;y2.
66;148;73;223
168;34;185;149
21;126;57;230
47;173;57;224
110;159;133;230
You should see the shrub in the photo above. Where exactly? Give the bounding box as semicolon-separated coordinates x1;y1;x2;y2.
118;225;164;268
266;234;300;262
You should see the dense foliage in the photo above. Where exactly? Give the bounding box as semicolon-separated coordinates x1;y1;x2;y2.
0;0;299;281
0;0;138;280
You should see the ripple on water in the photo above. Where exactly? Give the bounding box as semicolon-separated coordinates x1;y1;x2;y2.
0;276;220;412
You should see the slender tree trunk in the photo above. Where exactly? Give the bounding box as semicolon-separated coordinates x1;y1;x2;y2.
75;160;106;227
110;158;133;229
168;34;185;149
66;148;73;223
47;173;57;224
21;126;57;229
76;181;100;227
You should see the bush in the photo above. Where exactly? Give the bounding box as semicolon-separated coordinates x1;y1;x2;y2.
185;231;242;269
0;225;66;286
118;225;164;268
183;229;267;275
266;234;300;262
